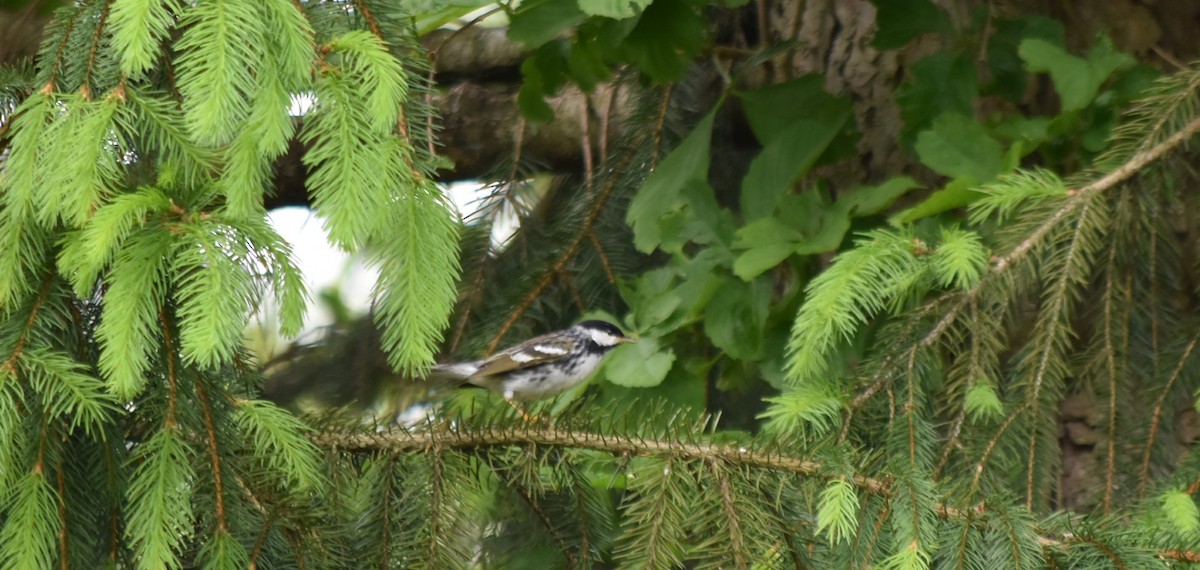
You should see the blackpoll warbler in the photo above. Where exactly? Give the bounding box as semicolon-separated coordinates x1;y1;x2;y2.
433;320;634;402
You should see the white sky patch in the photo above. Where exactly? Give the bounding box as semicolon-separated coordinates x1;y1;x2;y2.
289;92;316;117
253;179;517;351
260;207;378;337
449;180;519;247
257;180;489;335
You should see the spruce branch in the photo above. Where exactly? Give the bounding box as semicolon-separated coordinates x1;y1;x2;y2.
706;458;749;570
1102;241;1120;514
843;113;1200;442
159;308;178;425
313;426;890;494
54;461;69;570
1021;195;1106;510
483;146;637;355
1137;330;1200;498
995;114;1200;273
46;8;86;88
494;467;578;567
427;447;446;567
1;273;55;375
194;381;229;533
109;0;182;78
83;0;113;94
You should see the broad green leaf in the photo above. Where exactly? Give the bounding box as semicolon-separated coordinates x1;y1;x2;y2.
627;110;715;252
792;203;852;255
914;113;1004;181
577;0;651;19
630;275;684;330
508;0;587;48
604;338;676;387
733;242;796;281
737;77;852;219
670;249;727;323
732;216;803;280
568;25;615;90
842;176;922;216
869;0;951;49
591;361;706;425
896;53;977;140
732;193;853;280
889;176;981;225
740;115;848;220
733;216;804;250
703;277;769;360
518;44;570;123
738;75;852;144
985;16;1064;102
626;251;724;334
657;180;734;253
415;1;498;35
679;179;735;248
618;0;705;82
993;116;1052;146
1018;37;1134;111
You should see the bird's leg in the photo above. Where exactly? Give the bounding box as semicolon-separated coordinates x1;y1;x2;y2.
502;392;541;423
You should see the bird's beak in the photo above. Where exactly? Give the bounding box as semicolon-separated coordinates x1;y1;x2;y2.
619;336;636;344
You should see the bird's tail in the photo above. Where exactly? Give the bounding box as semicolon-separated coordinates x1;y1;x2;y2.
429;362;477;380
421;362;481;393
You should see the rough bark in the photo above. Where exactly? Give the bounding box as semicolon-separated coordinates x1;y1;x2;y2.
0;2;47;66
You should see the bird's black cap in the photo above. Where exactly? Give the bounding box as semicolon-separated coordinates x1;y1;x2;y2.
577;320;630;340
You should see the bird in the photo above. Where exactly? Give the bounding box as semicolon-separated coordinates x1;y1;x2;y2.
431;320;634;403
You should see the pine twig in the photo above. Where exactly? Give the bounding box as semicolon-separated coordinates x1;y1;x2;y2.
1137;331;1200;498
316;424;1200;564
484;148;636;354
313;426;887;493
194;381;229;532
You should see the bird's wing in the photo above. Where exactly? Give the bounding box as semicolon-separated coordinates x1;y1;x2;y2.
470;334;577;377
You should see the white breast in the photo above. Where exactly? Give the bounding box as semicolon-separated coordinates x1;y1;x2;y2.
497;352;603;401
